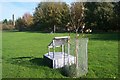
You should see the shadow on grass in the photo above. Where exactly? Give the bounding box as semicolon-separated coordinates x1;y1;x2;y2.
85;32;120;41
8;56;49;68
11;56;34;59
3;30;69;34
3;30;119;41
29;58;46;66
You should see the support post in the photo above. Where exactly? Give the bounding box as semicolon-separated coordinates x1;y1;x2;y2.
53;40;55;58
53;40;55;68
61;45;62;54
48;47;50;56
68;38;70;65
62;44;64;54
62;44;64;66
54;25;56;33
12;14;15;27
64;45;65;66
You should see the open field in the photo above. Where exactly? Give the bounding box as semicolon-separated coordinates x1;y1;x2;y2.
2;31;119;78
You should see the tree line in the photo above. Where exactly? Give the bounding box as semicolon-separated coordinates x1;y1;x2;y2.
2;2;120;32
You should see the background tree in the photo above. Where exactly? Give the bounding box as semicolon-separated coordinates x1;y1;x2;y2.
15;17;25;31
3;2;119;32
2;19;15;30
85;2;115;32
84;2;97;30
23;13;33;30
2;19;8;24
33;2;70;32
15;13;33;31
112;2;120;31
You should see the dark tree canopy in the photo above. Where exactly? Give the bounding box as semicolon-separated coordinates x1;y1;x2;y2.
85;2;115;32
33;2;70;32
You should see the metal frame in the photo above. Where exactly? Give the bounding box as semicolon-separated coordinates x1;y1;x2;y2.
48;36;70;68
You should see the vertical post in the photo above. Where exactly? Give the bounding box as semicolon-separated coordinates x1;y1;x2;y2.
53;40;55;68
53;40;55;58
62;44;64;54
67;28;70;65
68;38;70;65
62;44;64;66
48;47;50;56
75;32;79;76
64;45;65;66
61;45;62;54
12;14;15;27
54;25;56;33
86;39;88;72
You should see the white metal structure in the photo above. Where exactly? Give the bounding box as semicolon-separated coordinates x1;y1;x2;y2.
43;36;75;68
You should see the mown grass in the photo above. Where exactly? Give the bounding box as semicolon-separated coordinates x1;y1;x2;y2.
2;31;119;78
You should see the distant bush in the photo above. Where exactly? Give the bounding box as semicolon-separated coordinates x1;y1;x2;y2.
2;19;15;30
2;24;15;30
15;13;33;31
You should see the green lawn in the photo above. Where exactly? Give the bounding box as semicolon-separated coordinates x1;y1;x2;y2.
2;31;119;78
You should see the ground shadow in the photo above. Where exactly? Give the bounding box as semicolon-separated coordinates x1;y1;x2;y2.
85;32;120;41
29;58;47;66
4;30;120;41
8;56;49;68
11;56;34;59
3;30;69;34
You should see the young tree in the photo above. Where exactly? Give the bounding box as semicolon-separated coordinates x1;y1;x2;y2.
70;2;85;32
67;2;85;76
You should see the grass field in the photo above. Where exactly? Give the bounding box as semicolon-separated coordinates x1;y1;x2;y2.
2;31;119;78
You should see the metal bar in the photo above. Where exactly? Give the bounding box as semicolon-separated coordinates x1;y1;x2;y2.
64;45;65;65
61;45;62;54
48;47;50;56
62;44;64;54
53;40;55;59
62;44;64;66
53;40;55;68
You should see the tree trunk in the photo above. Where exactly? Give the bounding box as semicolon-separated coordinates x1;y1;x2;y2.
54;25;56;33
75;31;79;76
